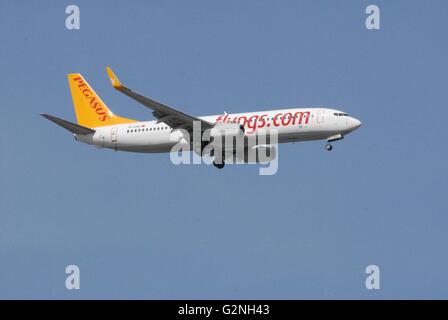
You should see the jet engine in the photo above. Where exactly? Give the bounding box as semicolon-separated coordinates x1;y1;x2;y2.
209;123;245;139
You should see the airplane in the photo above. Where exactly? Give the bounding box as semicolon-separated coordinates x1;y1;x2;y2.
41;67;362;169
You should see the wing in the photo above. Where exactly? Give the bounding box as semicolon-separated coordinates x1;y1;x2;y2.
106;67;213;131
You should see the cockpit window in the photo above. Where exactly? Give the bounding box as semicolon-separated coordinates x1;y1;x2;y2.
333;112;349;117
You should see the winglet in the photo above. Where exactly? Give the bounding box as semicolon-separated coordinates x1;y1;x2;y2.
106;66;123;89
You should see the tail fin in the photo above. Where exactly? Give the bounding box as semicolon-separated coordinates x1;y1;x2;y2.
67;73;136;128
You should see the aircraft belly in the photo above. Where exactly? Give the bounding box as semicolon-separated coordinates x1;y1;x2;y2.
277;130;338;143
118;142;176;153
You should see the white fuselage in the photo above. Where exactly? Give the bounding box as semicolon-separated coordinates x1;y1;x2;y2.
76;108;362;152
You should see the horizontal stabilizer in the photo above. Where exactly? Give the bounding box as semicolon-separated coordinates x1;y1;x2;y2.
40;113;96;135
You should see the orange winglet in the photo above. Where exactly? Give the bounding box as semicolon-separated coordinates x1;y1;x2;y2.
106;66;124;89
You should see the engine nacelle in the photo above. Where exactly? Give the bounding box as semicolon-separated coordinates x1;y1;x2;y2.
209;123;245;139
213;145;277;164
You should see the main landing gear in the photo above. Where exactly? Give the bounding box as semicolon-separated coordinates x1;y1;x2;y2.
325;143;333;151
213;160;225;169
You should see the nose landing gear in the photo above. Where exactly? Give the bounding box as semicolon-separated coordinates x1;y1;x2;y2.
325;133;343;151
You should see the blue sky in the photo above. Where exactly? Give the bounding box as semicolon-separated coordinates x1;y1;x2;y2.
0;0;447;299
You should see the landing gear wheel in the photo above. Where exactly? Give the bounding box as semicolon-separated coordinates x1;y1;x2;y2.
325;143;333;151
213;161;225;169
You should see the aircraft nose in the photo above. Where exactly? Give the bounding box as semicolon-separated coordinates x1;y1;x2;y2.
350;117;362;130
